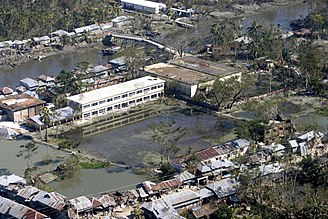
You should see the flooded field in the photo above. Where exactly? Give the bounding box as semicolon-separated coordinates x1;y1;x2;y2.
74;111;236;165
0;139;147;198
50;167;147;199
0;140;67;176
292;114;328;135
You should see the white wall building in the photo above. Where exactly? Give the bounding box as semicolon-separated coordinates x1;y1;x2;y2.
121;0;166;14
67;76;165;119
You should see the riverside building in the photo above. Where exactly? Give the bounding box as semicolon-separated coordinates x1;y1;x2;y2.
66;76;165;120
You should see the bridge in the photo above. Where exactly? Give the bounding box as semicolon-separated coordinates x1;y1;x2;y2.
109;33;179;56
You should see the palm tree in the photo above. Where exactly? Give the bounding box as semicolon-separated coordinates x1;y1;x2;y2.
131;207;144;219
40;107;53;142
60;34;70;47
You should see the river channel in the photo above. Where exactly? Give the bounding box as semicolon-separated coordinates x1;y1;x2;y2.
0;2;313;199
0;47;116;88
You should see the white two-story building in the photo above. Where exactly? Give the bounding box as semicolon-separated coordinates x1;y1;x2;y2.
67;76;165;120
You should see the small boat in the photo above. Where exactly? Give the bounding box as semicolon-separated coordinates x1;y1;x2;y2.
102;46;121;56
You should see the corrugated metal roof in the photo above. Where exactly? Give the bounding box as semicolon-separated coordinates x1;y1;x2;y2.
214;139;250;155
198;188;214;199
195;148;220;161
142;198;176;218
151;179;181;191
174;171;195;183
29;106;75;126
69;196;92;212
0;195;48;218
93;194;116;208
210;159;234;170
38;75;55;82
17;186;40;199
32;191;66;210
20;78;39;88
163;190;201;208
192;203;218;218
206;178;238;199
0;87;13;95
0;174;26;187
138;187;148;198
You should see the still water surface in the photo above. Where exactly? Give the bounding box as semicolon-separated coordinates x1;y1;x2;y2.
50;167;146;199
0;47;112;88
0;2;313;198
242;2;310;31
76;112;235;165
0;2;311;88
0;140;66;176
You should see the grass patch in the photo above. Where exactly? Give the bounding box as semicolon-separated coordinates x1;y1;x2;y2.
58;139;79;149
317;109;328;116
79;161;111;169
215;132;237;144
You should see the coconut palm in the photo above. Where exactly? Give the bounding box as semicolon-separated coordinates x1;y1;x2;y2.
40;107;53;142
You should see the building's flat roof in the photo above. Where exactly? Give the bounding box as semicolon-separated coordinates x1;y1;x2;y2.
67;76;165;105
169;56;241;77
121;0;166;9
0;94;45;112
144;63;216;85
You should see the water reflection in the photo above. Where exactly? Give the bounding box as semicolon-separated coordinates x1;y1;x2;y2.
75;112;236;165
242;2;309;31
0;47;113;88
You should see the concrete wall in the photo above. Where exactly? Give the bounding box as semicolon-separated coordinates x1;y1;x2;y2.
122;2;158;14
6;104;43;123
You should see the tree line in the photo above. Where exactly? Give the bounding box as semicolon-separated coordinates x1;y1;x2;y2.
0;0;120;41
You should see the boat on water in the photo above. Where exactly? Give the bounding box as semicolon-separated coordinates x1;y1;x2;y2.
102;46;121;56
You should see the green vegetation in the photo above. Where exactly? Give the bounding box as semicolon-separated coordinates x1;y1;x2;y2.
56;156;80;180
0;0;120;41
236;156;328;218
159;162;176;180
57;139;79;150
241;99;281;121
40;107;53;142
79;161;111;169
317;103;328;116
37;185;56;193
131;207;145;219
234;120;266;143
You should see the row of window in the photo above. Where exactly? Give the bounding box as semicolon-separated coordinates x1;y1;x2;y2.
83;84;164;109
83;92;163;118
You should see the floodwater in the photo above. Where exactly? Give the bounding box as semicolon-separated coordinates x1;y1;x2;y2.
0;2;313;198
292;114;328;135
0;2;310;88
157;1;310;52
242;2;310;31
0;139;147;199
75;111;236;165
0;140;67;176
50;167;147;199
0;47;115;88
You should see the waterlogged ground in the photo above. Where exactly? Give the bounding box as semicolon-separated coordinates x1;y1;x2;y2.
0;140;67;176
74;111;236;165
233;96;328;135
49;167;147;199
